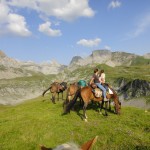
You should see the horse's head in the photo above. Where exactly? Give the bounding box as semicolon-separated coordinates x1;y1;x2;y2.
114;98;121;115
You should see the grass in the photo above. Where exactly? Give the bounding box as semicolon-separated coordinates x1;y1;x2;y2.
0;93;150;150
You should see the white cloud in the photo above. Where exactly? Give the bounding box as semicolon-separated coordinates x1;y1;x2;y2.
108;1;121;9
7;0;95;21
38;21;62;36
126;13;150;39
6;0;38;10
0;2;9;24
132;13;150;37
6;13;31;36
0;2;31;36
104;45;111;50
77;38;101;47
1;0;94;36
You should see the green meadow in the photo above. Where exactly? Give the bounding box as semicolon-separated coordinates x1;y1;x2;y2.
0;93;150;150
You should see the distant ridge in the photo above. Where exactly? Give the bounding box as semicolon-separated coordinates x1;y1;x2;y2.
0;50;66;79
0;49;150;79
69;50;150;68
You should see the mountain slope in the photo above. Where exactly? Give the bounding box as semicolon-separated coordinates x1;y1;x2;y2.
0;50;66;79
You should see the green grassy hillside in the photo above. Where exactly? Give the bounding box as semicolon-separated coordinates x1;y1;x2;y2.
0;93;149;150
59;64;150;83
131;56;150;66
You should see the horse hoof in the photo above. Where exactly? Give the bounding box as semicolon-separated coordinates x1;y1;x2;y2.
62;112;68;116
84;119;88;122
99;112;102;115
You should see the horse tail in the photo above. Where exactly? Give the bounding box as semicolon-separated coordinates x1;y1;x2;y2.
65;89;80;113
42;86;51;97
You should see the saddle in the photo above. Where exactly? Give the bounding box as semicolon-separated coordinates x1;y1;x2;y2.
56;82;67;92
90;83;109;98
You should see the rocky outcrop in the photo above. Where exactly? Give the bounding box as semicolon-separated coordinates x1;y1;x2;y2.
143;53;150;59
118;79;150;100
0;85;44;105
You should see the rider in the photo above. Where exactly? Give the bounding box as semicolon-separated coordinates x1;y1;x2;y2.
90;68;108;102
99;69;105;84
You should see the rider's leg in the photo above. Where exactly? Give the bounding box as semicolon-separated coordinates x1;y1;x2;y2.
96;83;108;101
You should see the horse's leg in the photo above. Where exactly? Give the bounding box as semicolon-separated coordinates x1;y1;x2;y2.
108;100;111;111
62;92;63;100
67;95;71;102
52;93;56;104
83;102;88;121
104;101;108;116
79;98;84;107
57;93;59;101
99;101;104;114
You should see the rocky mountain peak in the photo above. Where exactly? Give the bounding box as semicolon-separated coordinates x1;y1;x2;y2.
0;50;7;58
92;49;111;56
70;56;83;65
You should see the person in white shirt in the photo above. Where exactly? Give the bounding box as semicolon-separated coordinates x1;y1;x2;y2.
99;69;105;84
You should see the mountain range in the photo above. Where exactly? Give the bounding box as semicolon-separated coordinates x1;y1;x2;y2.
0;49;150;79
0;50;66;79
69;50;150;68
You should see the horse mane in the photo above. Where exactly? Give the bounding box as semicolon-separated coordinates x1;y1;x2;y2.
106;83;121;110
104;83;117;96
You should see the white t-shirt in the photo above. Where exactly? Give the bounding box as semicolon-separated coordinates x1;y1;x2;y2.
99;73;105;83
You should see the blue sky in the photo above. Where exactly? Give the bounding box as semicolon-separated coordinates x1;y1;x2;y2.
0;0;150;65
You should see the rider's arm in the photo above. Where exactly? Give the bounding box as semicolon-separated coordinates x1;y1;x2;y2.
89;77;94;85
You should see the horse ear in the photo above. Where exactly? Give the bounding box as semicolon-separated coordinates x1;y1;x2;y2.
80;136;98;150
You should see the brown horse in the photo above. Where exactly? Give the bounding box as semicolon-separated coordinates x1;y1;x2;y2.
42;82;67;104
64;84;121;121
66;82;79;102
63;82;83;109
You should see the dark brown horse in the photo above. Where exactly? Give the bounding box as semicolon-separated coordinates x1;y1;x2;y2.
42;82;67;104
64;84;121;121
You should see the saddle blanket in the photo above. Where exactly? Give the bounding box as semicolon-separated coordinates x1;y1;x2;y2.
108;88;113;94
94;87;113;98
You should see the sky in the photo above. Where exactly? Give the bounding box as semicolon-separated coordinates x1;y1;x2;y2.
0;0;150;65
